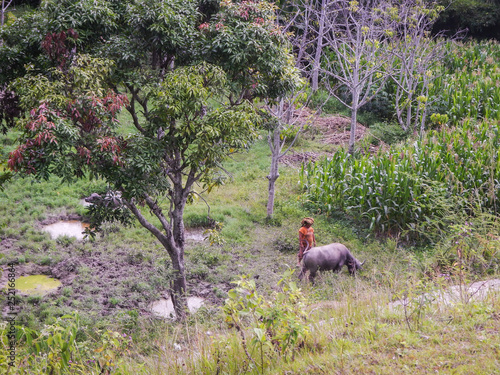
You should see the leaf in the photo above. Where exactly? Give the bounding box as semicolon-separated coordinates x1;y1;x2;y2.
253;327;266;342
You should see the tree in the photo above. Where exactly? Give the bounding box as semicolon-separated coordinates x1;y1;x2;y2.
433;0;500;40
311;0;327;92
264;92;309;218
5;0;297;319
318;0;396;154
276;0;329;91
389;0;450;133
1;0;13;28
262;1;312;218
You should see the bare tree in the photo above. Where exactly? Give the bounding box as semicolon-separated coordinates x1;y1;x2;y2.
264;1;317;218
319;0;396;154
1;0;13;28
389;0;453;133
311;0;328;91
279;0;330;91
264;94;314;218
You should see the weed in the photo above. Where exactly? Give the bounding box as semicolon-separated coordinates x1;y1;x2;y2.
223;270;310;372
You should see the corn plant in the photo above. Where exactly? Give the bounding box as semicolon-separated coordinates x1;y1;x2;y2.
300;120;500;237
429;40;500;125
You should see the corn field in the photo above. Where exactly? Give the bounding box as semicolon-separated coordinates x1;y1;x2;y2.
300;120;500;235
431;40;500;124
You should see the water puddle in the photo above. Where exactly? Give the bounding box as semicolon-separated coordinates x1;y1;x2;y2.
80;199;92;207
185;229;206;242
151;296;205;319
15;275;62;296
389;279;500;308
42;220;89;240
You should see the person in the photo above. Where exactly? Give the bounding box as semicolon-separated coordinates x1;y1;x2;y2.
298;217;316;265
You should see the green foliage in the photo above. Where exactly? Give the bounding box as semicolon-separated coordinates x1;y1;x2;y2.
431;212;500;276
430;41;500;125
0;9;49;85
309;89;346;115
369;122;410;145
0;312;132;374
434;0;500;39
184;212;214;228
126;0;199;57
200;0;299;100
42;0;119;43
300;120;500;238
204;221;225;246
280;122;308;145
223;270;309;372
150;62;260;177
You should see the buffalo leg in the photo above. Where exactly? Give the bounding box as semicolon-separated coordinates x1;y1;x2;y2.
308;271;317;284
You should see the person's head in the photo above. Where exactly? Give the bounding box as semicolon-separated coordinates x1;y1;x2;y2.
301;217;314;227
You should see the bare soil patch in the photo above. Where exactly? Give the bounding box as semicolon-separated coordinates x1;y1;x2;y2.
279;108;382;167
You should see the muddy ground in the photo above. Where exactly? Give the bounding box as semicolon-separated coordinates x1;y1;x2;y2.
0;215;296;324
0;222;239;323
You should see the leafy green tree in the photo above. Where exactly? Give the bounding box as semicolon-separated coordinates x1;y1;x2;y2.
5;0;297;319
433;0;500;40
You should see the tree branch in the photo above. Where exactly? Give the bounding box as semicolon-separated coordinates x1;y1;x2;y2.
124;198;174;255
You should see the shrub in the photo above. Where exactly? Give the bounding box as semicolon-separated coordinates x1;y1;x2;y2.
222;270;309;372
0;312;132;374
369;122;410;145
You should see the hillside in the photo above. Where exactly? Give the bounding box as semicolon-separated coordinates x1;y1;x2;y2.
1;112;499;374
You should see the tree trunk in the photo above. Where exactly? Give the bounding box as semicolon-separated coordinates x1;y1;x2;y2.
170;250;187;320
266;128;281;217
1;0;5;28
169;179;189;320
311;0;327;91
125;196;189;320
296;6;310;70
349;91;359;155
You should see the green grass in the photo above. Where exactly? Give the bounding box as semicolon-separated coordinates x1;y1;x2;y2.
1;105;499;374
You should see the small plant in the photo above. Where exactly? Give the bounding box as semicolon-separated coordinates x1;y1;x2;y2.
204;221;225;246
394;275;436;332
56;235;76;247
2;312;132;374
223;269;310;373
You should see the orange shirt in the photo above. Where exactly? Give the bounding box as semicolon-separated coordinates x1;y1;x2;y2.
299;226;315;248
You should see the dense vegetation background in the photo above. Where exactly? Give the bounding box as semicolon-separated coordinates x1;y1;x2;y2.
1;0;499;374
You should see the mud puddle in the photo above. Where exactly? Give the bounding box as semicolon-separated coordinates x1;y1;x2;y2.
151;296;205;319
80;199;92;207
42;220;90;240
15;274;62;296
185;229;206;242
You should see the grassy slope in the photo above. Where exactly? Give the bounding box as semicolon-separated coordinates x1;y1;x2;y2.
1;116;499;374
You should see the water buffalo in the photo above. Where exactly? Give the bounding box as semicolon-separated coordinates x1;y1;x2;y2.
298;243;364;282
